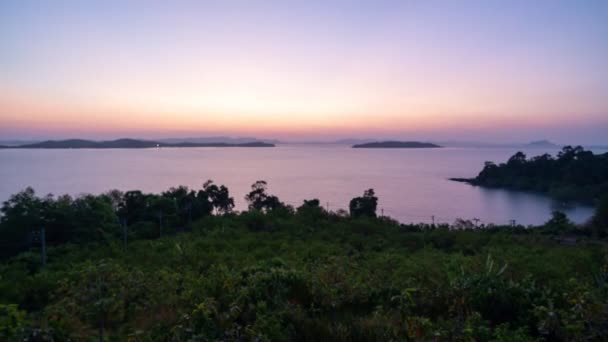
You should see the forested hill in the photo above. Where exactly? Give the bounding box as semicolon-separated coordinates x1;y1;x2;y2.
353;141;441;148
9;139;274;149
452;146;608;202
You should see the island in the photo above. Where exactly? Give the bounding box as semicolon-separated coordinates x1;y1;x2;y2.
352;141;441;148
9;138;275;149
524;139;560;148
451;145;608;203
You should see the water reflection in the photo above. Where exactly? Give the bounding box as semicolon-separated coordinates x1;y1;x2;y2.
477;186;593;225
0;145;598;226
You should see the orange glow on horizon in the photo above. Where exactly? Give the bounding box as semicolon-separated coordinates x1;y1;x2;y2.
2;85;605;140
2;1;607;143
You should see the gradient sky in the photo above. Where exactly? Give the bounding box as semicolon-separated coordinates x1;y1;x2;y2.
1;0;607;143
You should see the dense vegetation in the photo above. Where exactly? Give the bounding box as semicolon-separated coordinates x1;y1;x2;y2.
1;181;607;341
452;146;608;203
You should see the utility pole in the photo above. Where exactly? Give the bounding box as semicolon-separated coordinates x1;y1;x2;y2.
431;215;435;226
381;208;384;218
509;219;516;227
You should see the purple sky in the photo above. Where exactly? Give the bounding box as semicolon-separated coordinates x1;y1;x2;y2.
1;1;607;144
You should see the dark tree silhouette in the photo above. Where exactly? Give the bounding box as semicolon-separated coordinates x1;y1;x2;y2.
543;211;574;234
119;191;148;224
245;180;285;212
203;180;235;214
592;195;608;237
464;146;608;202
296;199;325;223
349;189;378;218
0;188;119;258
162;186;195;225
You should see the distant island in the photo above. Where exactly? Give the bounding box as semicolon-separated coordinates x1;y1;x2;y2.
524;140;559;148
7;139;274;149
451;146;608;203
157;136;280;145
353;141;442;148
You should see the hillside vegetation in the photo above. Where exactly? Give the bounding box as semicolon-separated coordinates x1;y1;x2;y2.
452;146;608;203
0;181;607;341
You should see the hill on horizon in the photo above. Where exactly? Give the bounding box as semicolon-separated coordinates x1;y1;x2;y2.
10;138;274;149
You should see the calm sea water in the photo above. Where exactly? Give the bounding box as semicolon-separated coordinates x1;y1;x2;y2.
0;145;601;225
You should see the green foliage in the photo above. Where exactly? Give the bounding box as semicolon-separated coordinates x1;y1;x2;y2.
0;304;27;339
543;211;575;234
472;146;608;203
0;188;119;258
296;199;326;227
0;180;235;258
1;183;607;340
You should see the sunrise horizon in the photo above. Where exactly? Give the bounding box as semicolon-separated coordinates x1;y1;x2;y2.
2;1;607;144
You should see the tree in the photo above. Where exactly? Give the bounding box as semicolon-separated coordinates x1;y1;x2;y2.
203;180;235;215
592;195;608;237
42;194;75;244
245;181;269;211
245;181;285;213
544;211;574;234
297;199;321;214
118;191;148;224
163;186;196;225
148;196;177;236
192;189;214;219
102;189;124;212
70;195;119;243
349;189;378;218
507;151;526;165
0;188;46;258
557;145;584;161
296;199;325;224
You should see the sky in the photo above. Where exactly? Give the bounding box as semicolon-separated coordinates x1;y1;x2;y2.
1;0;607;144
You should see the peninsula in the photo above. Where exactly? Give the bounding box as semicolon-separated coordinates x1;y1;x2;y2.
451;146;608;202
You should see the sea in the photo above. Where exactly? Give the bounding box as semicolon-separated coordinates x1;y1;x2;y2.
1;144;604;226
